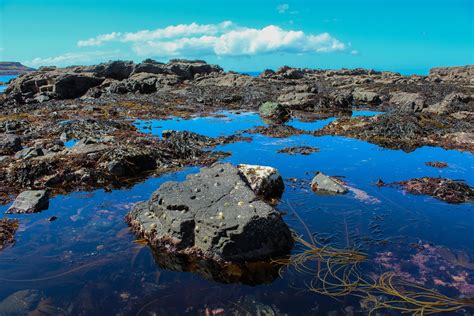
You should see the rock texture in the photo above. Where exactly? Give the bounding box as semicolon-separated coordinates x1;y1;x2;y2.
311;172;348;194
237;164;284;199
0;218;19;251
126;163;293;262
7;190;49;214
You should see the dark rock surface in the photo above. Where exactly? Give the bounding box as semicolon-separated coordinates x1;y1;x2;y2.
394;177;474;204
126;163;293;263
277;146;319;155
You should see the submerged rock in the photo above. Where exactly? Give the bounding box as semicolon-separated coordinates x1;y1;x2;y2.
395;177;474;204
0;218;19;251
0;289;45;316
7;190;49;214
277;146;319;155
425;161;448;168
311;172;348;194
126;163;293;262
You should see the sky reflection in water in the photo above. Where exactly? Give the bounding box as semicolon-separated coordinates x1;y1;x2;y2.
0;111;473;315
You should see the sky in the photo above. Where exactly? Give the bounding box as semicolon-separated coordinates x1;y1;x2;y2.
0;0;472;74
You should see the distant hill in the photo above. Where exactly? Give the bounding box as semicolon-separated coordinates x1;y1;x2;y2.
0;62;35;75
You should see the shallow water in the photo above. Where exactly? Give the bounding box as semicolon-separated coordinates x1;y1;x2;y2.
1;111;473;315
0;75;16;93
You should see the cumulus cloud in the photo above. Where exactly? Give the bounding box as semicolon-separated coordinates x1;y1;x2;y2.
277;4;289;13
78;32;122;47
24;50;122;67
77;22;347;58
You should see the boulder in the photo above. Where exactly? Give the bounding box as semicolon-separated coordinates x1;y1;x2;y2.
276;66;304;79
258;101;290;123
132;59;167;75
424;93;472;115
237;164;284;199
277;92;318;110
108;73;158;94
0;134;22;155
54;74;104;99
389;92;426;112
92;60;135;80
311;172;348;194
7;190;49;214
126;163;293;262
166;59;223;80
352;89;381;105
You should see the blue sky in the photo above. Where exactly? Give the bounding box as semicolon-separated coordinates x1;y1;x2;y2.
0;0;472;74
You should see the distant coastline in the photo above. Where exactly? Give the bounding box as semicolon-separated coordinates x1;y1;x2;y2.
0;62;35;76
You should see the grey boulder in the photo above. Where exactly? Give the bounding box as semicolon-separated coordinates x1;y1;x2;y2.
126;163;293;262
0;134;22;155
7;190;49;214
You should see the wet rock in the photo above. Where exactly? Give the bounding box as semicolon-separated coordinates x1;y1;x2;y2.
7;190;49;214
395;177;474;204
247;125;306;138
389;92;426;112
258;101;290;123
0;134;22;155
425;161;448;168
0;289;45;315
311;172;348;194
237;164;284;199
0;218;19;251
277;146;319;155
126;163;293;262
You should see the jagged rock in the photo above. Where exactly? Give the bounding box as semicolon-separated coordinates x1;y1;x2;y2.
258;102;290;123
276;66;304;79
166;59;223;80
126;163;293;262
352;89;381;105
132;59;167;75
7;190;49;214
390;92;426;112
92;60;135;80
108;73;158;94
237;164;284;199
14;147;46;159
54;74;104;99
429;65;474;81
0;134;22;155
424;92;472;114
395;177;474;204
311;172;348;194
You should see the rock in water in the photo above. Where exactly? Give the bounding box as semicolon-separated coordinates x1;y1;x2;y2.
7;190;49;214
237;164;284;199
126;163;293;262
258;102;290;124
311;172;348;194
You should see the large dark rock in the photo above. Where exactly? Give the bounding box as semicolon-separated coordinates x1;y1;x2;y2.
126;163;293;262
92;60;135;80
166;59;223;80
258;101;290;123
54;74;104;99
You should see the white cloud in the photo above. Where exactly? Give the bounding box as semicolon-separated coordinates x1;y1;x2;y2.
78;32;122;47
77;22;347;58
24;50;122;67
277;4;289;14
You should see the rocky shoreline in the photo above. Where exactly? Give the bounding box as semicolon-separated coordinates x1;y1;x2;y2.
0;59;473;255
